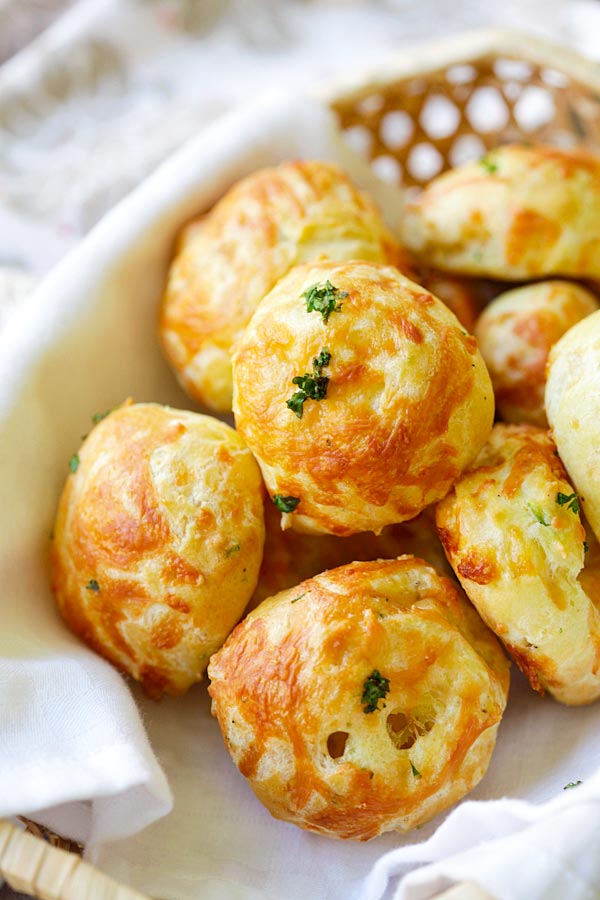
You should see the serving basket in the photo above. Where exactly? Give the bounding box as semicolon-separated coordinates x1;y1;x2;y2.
2;27;600;900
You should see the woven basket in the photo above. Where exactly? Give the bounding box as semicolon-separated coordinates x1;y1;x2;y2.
3;28;600;900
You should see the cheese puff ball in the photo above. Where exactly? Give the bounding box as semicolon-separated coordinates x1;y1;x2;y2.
249;502;452;611
402;145;600;280
416;268;480;333
51;402;265;698
546;309;600;546
208;558;509;840
436;423;600;705
232;260;494;536
159;160;407;413
475;281;599;428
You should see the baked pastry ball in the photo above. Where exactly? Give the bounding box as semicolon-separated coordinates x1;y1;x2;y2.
159;160;407;413
232;259;494;536
475;280;599;427
436;423;600;705
402;144;600;279
416;268;480;332
546;309;600;545
249;501;452;611
51;402;265;698
209;558;509;840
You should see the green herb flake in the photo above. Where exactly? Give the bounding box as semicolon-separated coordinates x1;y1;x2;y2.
92;410;111;425
529;504;551;527
86;579;100;592
302;281;347;323
556;492;580;514
69;453;80;473
286;348;332;419
564;780;583;790
410;762;421;778
226;542;241;557
361;669;390;714
273;494;300;513
291;592;306;604
480;154;499;175
584;541;590;554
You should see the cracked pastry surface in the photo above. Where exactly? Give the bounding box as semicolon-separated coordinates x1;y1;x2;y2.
208;557;509;840
232;259;494;536
51;402;265;698
402;145;600;280
436;423;600;705
159;160;406;413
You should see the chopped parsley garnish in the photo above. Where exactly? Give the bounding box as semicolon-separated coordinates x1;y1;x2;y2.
69;453;80;473
556;492;580;514
480;154;498;175
86;579;100;592
410;762;421;778
361;670;390;714
564;780;582;790
291;592;305;604
92;410;111;425
302;281;347;323
584;541;590;554
529;504;550;527
273;494;300;513
226;542;241;557
286;348;332;419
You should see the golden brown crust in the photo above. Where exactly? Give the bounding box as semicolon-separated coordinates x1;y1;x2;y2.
475;281;598;427
159;160;406;413
248;502;453;611
232;259;494;536
436;423;600;705
209;558;509;840
415;268;480;333
51;402;265;697
546;309;600;546
402;145;600;280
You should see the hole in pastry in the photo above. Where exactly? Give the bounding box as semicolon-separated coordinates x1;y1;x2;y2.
420;95;461;140
466;87;509;133
343;124;373;156
514;86;555;131
380;110;414;149
387;711;434;750
407;143;443;181
327;731;349;759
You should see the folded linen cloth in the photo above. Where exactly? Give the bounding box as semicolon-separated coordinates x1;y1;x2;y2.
2;88;600;900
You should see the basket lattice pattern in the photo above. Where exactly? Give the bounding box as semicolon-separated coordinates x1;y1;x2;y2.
332;53;600;195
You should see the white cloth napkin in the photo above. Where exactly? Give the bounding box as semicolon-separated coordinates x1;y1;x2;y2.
3;86;600;900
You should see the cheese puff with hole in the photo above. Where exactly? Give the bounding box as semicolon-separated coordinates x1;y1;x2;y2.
546;309;600;546
475;280;598;427
232;259;494;536
436;423;600;705
51;402;265;698
402;144;600;279
249;501;452;611
159;160;408;413
208;557;509;840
